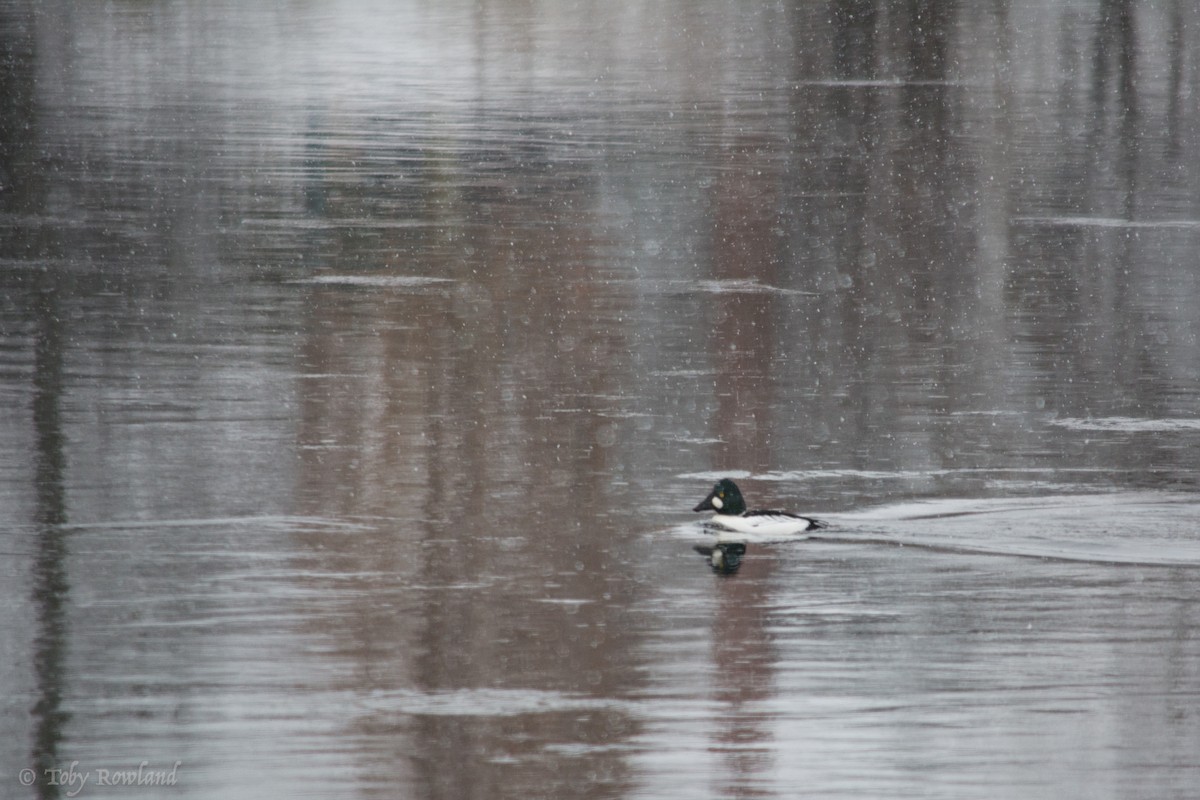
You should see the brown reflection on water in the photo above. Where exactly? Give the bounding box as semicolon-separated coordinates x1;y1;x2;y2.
701;134;789;794
708;135;784;475
708;558;780;798
290;146;640;795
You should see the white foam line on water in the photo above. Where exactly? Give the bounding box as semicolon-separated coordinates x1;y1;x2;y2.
649;369;718;377
244;217;456;230
359;687;631;717
1014;216;1200;230
679;470;755;480
290;275;455;288
59;515;369;532
626;278;818;297
793;78;974;88
1049;416;1200;432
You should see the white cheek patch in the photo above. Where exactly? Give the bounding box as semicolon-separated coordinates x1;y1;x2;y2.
711;495;723;510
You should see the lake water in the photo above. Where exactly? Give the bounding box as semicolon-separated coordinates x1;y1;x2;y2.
3;1;1200;798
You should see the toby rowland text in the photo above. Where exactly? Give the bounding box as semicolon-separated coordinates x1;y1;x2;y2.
18;760;181;796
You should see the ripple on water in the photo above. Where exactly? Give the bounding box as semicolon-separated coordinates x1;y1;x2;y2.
834;492;1200;567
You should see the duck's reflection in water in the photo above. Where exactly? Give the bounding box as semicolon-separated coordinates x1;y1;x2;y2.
694;541;748;575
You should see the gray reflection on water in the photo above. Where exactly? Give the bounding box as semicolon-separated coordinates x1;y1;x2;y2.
1;1;1200;799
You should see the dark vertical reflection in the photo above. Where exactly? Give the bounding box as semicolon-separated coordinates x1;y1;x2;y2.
0;0;38;226
831;0;877;80
1092;0;1139;217
903;0;952;80
788;5;884;473
3;2;72;794
30;282;70;800
891;4;963;465
1164;0;1186;159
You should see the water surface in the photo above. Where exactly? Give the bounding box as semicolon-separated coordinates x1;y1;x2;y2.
2;1;1200;798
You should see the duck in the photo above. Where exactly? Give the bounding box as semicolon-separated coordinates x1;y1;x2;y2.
692;478;824;535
